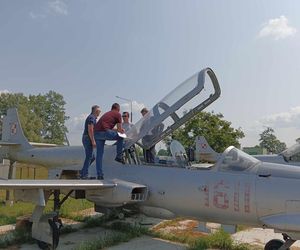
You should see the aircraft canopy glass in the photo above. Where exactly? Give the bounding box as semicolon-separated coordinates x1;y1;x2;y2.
219;147;260;172
124;68;221;149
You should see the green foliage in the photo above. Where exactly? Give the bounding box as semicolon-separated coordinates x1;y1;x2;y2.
157;148;169;156
0;201;35;224
81;215;108;228
170;111;244;152
0;91;69;144
259;127;286;154
60;225;78;235
0;214;16;225
0;228;33;248
29;91;69;144
189;229;249;250
108;221;149;237
77;232;129;250
77;222;149;250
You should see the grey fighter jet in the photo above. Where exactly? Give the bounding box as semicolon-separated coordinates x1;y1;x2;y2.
0;68;298;250
196;135;300;166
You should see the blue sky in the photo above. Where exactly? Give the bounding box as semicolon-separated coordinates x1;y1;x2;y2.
1;0;300;147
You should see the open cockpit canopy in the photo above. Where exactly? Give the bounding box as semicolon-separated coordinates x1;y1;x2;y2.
124;68;221;149
217;146;260;173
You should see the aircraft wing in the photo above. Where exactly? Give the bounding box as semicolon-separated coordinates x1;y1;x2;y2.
29;142;60;148
0;178;148;207
0;141;20;146
0;179;116;190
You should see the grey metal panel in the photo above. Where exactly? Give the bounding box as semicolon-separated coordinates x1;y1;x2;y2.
0;179;116;190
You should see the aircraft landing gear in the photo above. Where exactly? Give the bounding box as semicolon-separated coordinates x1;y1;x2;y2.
34;214;62;250
264;233;296;250
36;216;62;250
33;190;72;250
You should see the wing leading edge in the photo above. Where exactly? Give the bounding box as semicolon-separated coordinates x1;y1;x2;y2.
0;179;116;190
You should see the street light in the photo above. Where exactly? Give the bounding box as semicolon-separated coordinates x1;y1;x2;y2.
116;95;133;123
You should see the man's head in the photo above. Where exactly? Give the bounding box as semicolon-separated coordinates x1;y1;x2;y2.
111;103;120;112
122;112;130;123
91;105;101;117
140;107;148;117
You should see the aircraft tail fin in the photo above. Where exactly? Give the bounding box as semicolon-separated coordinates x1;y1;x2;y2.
195;136;221;163
0;108;31;150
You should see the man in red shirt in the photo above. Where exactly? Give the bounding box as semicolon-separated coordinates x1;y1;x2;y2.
94;103;125;179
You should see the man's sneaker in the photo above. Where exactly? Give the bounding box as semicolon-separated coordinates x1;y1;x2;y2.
115;157;125;164
80;175;89;180
97;175;104;180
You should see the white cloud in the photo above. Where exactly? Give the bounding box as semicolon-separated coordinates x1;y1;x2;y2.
258;16;297;40
0;89;9;94
48;0;68;16
259;106;300;129
29;12;46;19
29;0;68;19
66;113;88;133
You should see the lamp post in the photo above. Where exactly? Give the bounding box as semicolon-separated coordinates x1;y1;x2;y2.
116;95;133;123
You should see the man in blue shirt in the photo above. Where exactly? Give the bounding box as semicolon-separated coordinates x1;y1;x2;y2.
80;105;101;179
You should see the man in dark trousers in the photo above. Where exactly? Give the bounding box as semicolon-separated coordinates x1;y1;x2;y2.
94;103;125;179
141;107;156;163
80;105;101;179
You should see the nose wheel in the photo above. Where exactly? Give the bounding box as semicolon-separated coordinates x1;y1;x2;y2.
264;234;295;250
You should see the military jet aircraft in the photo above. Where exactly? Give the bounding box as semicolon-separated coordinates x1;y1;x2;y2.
196;135;300;166
0;68;299;250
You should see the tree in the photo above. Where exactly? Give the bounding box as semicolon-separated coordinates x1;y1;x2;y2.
259;127;286;154
169;111;245;152
157;149;169;156
0;93;43;141
29;91;69;144
0;91;69;144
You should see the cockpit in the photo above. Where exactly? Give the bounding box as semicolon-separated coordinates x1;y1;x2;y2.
216;146;260;173
124;68;221;152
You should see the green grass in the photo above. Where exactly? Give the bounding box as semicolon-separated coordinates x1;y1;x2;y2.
107;221;149;237
81;215;109;228
0;201;35;224
76;222;149;250
76;231;131;250
60;225;78;235
0;228;34;248
0;195;94;226
188;229;250;250
0;214;17;225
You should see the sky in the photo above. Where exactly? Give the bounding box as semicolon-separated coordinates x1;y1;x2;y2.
1;0;300;147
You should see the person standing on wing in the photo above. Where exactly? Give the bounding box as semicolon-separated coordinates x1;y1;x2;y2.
94;103;125;180
140;107;156;163
80;105;101;179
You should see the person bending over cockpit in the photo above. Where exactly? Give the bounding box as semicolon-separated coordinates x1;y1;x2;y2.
94;103;125;180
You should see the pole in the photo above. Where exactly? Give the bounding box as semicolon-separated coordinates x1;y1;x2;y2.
130;101;133;123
